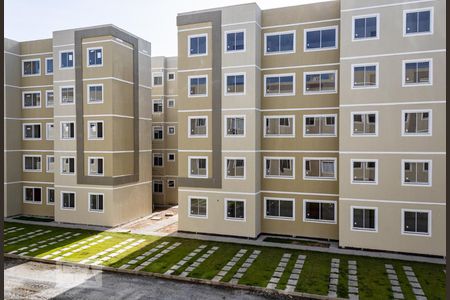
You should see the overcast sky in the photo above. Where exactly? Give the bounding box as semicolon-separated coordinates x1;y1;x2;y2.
5;0;329;57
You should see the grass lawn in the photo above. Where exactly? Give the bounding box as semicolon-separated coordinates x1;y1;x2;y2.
4;222;446;299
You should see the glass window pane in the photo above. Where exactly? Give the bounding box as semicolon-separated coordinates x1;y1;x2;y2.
236;32;244;50
306;202;320;220
366;17;377;37
279;201;293;218
406;12;418;33
353;209;364;228
321;203;335;221
306;31;320;49
418;11;430;32
416;212;429;233
404;211;416;232
198;36;206;54
280;33;294;51
364;209;375;229
266;35;280;52
321;29;336;48
227;33;235;50
417;62;429;83
405;63;417;83
266;200;279;217
354;18;365;38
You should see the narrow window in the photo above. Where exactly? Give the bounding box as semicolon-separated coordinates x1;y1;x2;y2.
153;180;163;193
152;126;163;140
152;99;163;113
46;90;54;107
45;58;53;75
152;72;163;86
153;153;164;167
47;188;55;204
46;123;54;140
61;122;75;139
46;155;55;173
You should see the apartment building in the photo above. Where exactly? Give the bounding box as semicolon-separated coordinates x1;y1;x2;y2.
4;25;153;227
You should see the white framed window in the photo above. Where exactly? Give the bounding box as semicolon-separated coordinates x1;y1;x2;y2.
401;159;432;187
351;206;378;232
188;156;208;178
153;180;163;193
403;7;433;37
23;186;42;204
87;84;103;104
87;47;103;67
352;14;379;41
23;123;41;140
402;58;432;87
225;29;245;53
45;57;53;75
45;90;54;107
153;153;164;167
88;157;104;176
303;114;337;137
46;187;55;205
303;70;337;94
61;191;76;210
225;199;246;221
401;109;432;136
46;155;55;173
264;30;295;55
168;153;176;162
264;157;295;179
304;26;338;52
402;209;431;236
167;99;176;108
224;115;245;137
351;111;378;137
46;123;54;140
188;116;208;138
87;120;104;140
167;180;176;188
351;159;378;184
303;200;336;224
188;75;208;97
224;73;246;96
60;86;75;104
89;193;104;213
168;126;176;135
264;73;295;97
264;197;295;220
59;50;74;69
22;91;41;108
351;63;378;89
23;155;42;172
60;121;75;140
188;33;207;57
303;157;337;180
152;72;163;86
188;196;207;218
22;58;40;77
264;115;295;138
167;72;176;81
152;126;163;140
60;157;76;175
225;157;246;180
152;99;164;113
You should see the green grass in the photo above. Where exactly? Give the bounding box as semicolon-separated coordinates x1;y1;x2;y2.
3;221;446;299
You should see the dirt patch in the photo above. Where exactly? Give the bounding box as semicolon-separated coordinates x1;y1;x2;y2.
119;206;179;234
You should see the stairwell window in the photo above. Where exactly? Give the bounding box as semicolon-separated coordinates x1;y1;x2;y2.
189;197;207;218
304;158;336;180
23;155;42;172
45;57;53;75
351;207;377;232
188;34;207;56
46;123;54;140
61;157;75;175
88;84;103;104
402;110;431;136
189;157;208;178
264;157;295;179
23;123;41;140
265;198;294;220
188;75;207;97
61;121;75;140
402;210;431;236
60;86;74;104
264;74;295;96
60;50;74;69
264;116;295;137
188;116;208;138
402;160;431;186
351;112;378;136
404;8;433;36
265;31;295;55
304;71;337;94
304;26;337;51
353;14;379;40
23;91;41;108
403;59;432;86
87;47;103;66
304;200;336;224
23;187;42;204
225;116;245;137
303;114;337;137
351;160;378;184
22;59;40;76
225;158;245;179
352;63;378;88
89;157;104;176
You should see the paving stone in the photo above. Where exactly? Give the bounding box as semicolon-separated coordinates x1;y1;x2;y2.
254;250;261;254
269;277;279;284
330;278;338;285
218;271;227;276
349;269;357;275
385;264;394;269
292;268;301;274
330;273;338;279
393;292;404;299
407;276;418;283
386;269;396;274
298;255;306;260
242;263;251;268
128;260;138;264
348;294;359;300
349;280;358;287
388;274;398;281
280;258;289;263
279;262;287;267
285;285;295;293
392;286;402;293
272;272;282;278
229;279;238;284
290;274;299;280
403;266;413;271
413;288;425;296
410;282;421;289
331;263;339;268
239;267;248;272
328;292;337;298
331;267;339;273
275;267;284;272
267;283;277;289
234;273;243;279
287;279;297;286
222;266;232;271
405;271;415;277
331;258;340;263
348;260;357;265
329;285;337;292
415;296;427;300
294;263;303;268
349;287;358;294
390;280;400;286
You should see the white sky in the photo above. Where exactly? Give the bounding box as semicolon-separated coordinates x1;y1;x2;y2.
5;0;329;57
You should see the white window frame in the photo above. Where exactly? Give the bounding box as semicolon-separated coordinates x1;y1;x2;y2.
188;116;208;138
303;157;337;181
224;29;246;53
303;199;337;224
23;155;42;172
22;58;41;77
86;47;103;67
224;72;246;96
22;123;42;140
167;126;176;135
263;197;295;221
302;114;337;137
23;186;42;204
224;157;246;180
46;123;54;141
87;84;104;104
303;70;338;95
403;7;434;37
167;99;176;108
402;58;433;87
87;120;104;140
263;73;296;97
167;180;176;188
264;30;296;56
224;198;246;222
350;206;378;232
46;155;55;173
60;191;76;210
187;33;208;57
22;91;41;109
224;115;246;138
401;109;432;136
350;159;378;185
45;90;54;108
59;50;74;69
401;209;432;237
46;187;55;205
263;156;295;180
88;193;105;213
152;99;164;114
188;196;208;218
351;63;379;89
304;25;338;52
401;159;432;187
153;153;164;168
152;72;164;87
188;75;208;98
152;126;164;141
263;115;295;138
45;57;54;75
60;121;76;140
153;180;163;194
351;13;380;42
60;86;75;105
350;111;379;137
167;72;176;81
88;156;104;176
167;152;176;162
188;156;208;178
60;156;76;175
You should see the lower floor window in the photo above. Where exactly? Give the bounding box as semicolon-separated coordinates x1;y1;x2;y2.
24;187;42;203
403;210;430;235
265;198;294;219
304;200;335;223
61;192;75;210
226;199;245;220
89;157;104;176
89;193;104;212
153;180;163;193
47;188;55;204
189;197;207;217
352;207;376;231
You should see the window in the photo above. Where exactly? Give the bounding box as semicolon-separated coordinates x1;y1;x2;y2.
23;123;41;140
23;187;42;203
88;121;104;140
225;73;245;95
60;50;74;69
353;14;379;40
265;198;294;220
23;155;41;172
305;26;337;51
189;117;208;137
152;126;163;140
61;157;75;174
402;160;431;186
264;157;294;178
351;112;377;136
152;99;163;113
304;200;336;223
46;90;54;107
46;123;54;140
225;199;245;221
89;193;104;213
225;116;245;137
45;58;53;75
61;192;75;210
47;188;55;205
61;121;75;140
22;91;41;108
402;210;431;236
351;160;377;184
168;72;176;81
303;115;337;137
304;158;336;180
352;207;377;231
168;126;176;135
226;30;245;52
153;180;163;193
167;180;176;188
403;59;432;86
188;34;207;56
60;86;74;104
188;76;207;97
189;197;207;218
264;74;295;96
352;64;378;88
153;153;163;167
164;154;174;163
89;157;104;176
264;116;295;137
225;158;245;179
87;47;103;66
46;155;55;173
87;84;103;103
189;157;207;178
22;59;40;76
402;110;431;136
167;99;176;108
265;31;295;54
304;71;337;94
152;72;163;86
404;8;433;36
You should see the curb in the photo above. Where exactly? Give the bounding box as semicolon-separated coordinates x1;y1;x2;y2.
5;253;345;300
